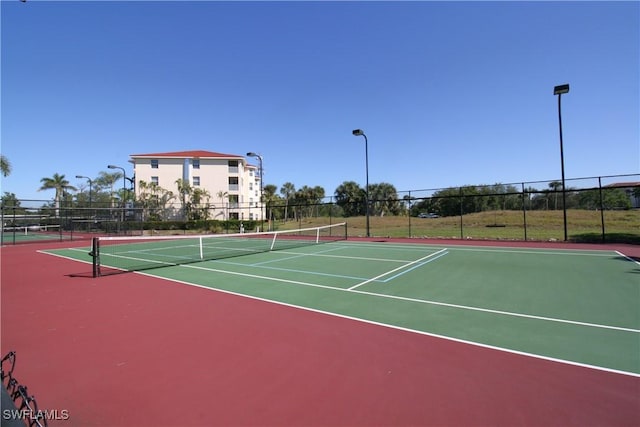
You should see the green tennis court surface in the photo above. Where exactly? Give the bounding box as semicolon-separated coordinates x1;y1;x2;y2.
2;225;62;243
45;239;640;376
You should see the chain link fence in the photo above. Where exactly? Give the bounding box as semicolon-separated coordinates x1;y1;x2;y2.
2;174;638;245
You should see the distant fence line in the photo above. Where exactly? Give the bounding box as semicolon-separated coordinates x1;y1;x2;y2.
2;173;638;244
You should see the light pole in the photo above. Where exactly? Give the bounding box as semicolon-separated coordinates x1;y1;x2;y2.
352;129;370;238
108;164;127;222
246;152;264;230
553;84;569;241
75;175;93;210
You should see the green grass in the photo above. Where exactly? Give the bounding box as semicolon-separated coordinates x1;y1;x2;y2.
276;209;640;243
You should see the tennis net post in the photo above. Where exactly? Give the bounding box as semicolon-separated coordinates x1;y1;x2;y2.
91;237;100;278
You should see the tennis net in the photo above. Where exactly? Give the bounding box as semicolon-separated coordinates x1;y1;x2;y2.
91;222;347;277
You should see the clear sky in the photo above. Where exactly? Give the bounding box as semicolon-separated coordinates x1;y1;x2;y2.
1;0;639;203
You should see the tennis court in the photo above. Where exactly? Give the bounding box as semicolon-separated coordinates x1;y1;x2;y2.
45;224;640;377
1;225;63;244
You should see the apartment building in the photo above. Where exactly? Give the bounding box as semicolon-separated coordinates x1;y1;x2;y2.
130;150;262;220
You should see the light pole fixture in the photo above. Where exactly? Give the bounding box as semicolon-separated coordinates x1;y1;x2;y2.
352;129;370;238
553;84;569;241
246;152;264;229
75;175;93;210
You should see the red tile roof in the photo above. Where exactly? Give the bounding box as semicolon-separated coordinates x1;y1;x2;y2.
130;150;243;159
605;182;640;188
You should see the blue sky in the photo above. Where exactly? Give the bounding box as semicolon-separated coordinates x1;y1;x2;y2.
1;0;638;202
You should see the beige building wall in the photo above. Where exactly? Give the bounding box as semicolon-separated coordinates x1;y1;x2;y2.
130;151;262;221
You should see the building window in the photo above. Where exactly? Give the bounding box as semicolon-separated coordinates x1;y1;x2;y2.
151;159;158;169
228;176;239;191
193;159;200;169
151;176;159;185
228;160;239;173
193;176;200;186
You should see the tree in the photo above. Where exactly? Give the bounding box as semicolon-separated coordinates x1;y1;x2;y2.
39;173;76;217
369;182;400;216
548;181;562;210
402;194;416;216
334;181;364;217
190;187;211;220
298;185;325;218
216;190;228;220
578;188;631;210
136;180;175;221
1;192;22;221
175;179;193;220
94;171;121;208
1;155;11;177
1;192;20;208
263;184;278;221
279;182;296;221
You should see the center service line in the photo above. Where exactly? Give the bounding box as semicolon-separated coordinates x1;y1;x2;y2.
381;251;449;282
348;248;448;291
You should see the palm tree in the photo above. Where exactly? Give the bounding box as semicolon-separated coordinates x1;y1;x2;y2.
39;173;76;217
369;182;399;216
136;181;174;221
402;194;414;216
310;185;325;217
191;187;211;220
549;181;562;210
94;171;121;208
263;184;278;223
280;182;295;222
334;181;364;217
1;155;11;177
175;179;192;220
216;190;228;220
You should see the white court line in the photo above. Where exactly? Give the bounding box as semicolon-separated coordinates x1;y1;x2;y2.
39;246;640;377
181;260;640;334
616;250;640;266
274;249;421;263
336;241;618;257
348;248;447;290
52;246;638;336
134;267;640;378
381;251;449;282
249;246;347;266
45;247;640;335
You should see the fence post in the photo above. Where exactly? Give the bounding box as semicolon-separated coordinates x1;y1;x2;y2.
408;191;412;238
598;177;605;243
521;183;528;241
459;187;464;239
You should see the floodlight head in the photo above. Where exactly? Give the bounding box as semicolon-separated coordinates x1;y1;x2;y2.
352;129;364;136
554;84;570;95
